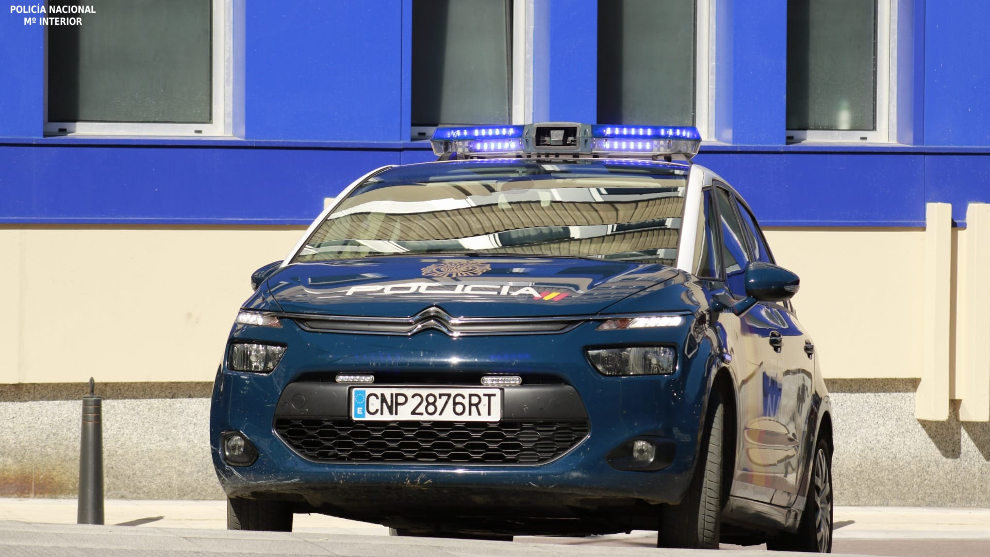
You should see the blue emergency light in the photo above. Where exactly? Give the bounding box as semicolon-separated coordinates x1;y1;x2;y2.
430;122;701;160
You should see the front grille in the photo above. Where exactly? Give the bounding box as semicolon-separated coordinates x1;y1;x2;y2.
290;308;581;337
275;419;589;464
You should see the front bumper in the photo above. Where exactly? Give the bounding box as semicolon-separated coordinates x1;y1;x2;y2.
209;317;714;532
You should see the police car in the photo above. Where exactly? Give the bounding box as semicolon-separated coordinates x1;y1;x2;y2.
210;123;834;551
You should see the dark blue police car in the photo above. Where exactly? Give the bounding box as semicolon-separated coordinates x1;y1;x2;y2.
210;123;834;551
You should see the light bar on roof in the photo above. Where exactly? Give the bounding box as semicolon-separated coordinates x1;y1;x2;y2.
430;123;702;160
431;125;523;140
591;125;702;140
590;124;701;158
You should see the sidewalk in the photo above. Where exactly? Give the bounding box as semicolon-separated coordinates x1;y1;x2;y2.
1;499;988;540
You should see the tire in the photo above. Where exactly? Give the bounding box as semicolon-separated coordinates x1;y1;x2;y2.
768;437;833;553
658;391;724;549
227;497;293;532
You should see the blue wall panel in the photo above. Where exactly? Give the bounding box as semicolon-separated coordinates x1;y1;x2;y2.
540;0;597;123
0;12;44;137
4;142;988;227
925;154;990;223
923;2;990;145
0;144;404;224
714;0;787;145
3;2;990;227
695;150;927;227
244;1;403;141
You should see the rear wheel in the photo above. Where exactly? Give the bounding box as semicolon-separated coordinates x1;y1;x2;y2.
768;437;833;552
658;391;724;549
227;497;293;532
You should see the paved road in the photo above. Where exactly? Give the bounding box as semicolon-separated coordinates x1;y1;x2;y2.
1;500;988;556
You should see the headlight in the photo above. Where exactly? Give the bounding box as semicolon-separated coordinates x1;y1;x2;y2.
234;310;281;328
586;346;676;376
597;315;684;330
228;342;286;373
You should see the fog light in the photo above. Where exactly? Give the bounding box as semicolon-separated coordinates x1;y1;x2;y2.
632;439;656;463
228;342;286;373
221;431;258;467
586;346;676;376
607;436;675;472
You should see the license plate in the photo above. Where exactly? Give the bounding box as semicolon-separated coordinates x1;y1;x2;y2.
350;387;501;422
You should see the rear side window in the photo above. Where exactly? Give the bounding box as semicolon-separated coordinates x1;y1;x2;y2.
735;199;774;264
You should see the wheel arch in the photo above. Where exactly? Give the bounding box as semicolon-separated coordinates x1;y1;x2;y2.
796;403;835;503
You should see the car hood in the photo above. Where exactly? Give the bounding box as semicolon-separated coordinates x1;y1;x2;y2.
261;256;686;318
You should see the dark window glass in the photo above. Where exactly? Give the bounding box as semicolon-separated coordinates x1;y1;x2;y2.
786;0;878;130
735;199;773;264
47;0;212;124
597;0;696;125
412;0;511;128
694;189;719;278
714;187;751;296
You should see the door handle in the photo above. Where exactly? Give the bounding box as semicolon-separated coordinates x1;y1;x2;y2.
769;330;782;352
804;340;815;358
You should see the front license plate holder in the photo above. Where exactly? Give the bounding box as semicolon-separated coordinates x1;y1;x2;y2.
350;387;502;422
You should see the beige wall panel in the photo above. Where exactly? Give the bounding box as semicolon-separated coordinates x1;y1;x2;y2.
15;227;305;383
0;230;24;383
5;226;940;384
764;228;925;380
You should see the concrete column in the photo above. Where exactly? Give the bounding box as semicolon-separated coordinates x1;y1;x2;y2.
916;203;952;420
959;203;990;421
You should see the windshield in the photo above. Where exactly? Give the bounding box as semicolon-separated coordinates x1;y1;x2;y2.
292;159;688;266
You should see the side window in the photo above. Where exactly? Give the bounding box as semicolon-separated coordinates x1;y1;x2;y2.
693;189;720;279
735;198;774;264
714;187;752;296
46;0;228;136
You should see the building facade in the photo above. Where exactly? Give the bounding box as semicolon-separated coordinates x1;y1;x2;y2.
1;0;989;504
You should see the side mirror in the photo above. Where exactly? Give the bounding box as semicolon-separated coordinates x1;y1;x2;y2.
716;262;800;315
745;261;800;302
250;261;283;291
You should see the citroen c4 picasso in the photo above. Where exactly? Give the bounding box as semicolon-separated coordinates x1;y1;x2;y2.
210;123;834;551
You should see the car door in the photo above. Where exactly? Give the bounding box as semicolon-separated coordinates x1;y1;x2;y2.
732;195;815;507
704;184;781;505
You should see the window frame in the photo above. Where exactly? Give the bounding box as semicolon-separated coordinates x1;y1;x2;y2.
693;186;724;281
695;0;714;139
785;0;896;143
712;184;752;296
44;0;232;137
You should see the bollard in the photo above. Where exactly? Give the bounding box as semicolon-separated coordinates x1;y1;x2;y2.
77;377;104;525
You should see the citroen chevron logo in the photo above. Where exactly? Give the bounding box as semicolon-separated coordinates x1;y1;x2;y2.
409;306;457;336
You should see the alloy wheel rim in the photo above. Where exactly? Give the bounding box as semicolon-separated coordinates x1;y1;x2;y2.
813;448;833;551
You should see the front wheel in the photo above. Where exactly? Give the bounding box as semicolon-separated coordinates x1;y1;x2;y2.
658;391;724;549
768;437;833;552
227;497;293;532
